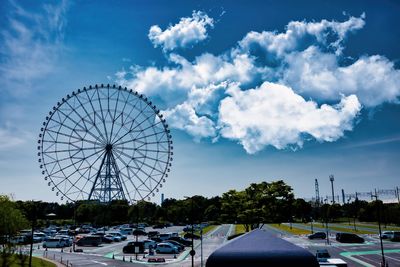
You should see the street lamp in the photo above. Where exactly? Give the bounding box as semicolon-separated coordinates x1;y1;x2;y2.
371;190;386;267
329;175;335;204
324;198;330;245
184;196;195;267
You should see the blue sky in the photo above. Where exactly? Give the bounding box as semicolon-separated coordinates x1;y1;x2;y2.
0;0;399;203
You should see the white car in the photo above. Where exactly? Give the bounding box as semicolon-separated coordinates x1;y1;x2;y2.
381;231;394;239
43;237;66;248
155;242;179;254
33;232;48;242
54;235;72;246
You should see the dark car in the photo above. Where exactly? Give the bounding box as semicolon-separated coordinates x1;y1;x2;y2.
335;233;364;243
91;232;113;243
308;232;326;240
76;236;102;246
153;224;165;229
123;241;145;254
168;236;192;246
132;229;147;236
148;231;160;238
184;233;201;240
390;232;400;242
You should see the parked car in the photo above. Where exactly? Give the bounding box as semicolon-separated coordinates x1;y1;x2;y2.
54;235;72;246
147;231;160;238
153;224;165;229
155;242;179;254
76;236;102;246
381;231;394;240
108;232;127;241
123;241;145;253
120;228;133;235
143;239;157;249
336;233;364;243
165;240;184;251
315;249;331;262
43;237;66;248
168;236;192;246
104;234;121;242
390;232;400;242
308;232;326;240
91;233;113;243
132;228;147;236
33;232;48;242
159;233;172;241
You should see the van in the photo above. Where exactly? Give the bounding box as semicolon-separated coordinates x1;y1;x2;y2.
76;236;102;246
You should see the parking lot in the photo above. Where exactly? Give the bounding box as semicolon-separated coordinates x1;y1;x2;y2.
16;224;400;266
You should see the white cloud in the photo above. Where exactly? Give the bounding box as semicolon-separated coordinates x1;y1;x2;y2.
148;11;214;51
0;0;67;95
281;48;400;107
117;14;400;153
238;13;365;56
116;53;264;108
218;82;361;153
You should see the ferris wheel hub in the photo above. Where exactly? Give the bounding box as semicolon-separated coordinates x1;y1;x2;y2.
105;144;113;151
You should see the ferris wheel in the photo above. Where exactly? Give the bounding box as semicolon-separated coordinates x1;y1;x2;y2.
37;84;173;203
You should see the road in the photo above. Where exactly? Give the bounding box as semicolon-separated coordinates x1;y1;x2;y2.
261;224;400;267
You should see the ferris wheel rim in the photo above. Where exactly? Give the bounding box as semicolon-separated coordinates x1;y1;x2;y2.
38;84;173;203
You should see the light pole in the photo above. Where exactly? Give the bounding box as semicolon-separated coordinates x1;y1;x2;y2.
371;190;386;267
324;198;330;245
184;196;195;267
329;175;335;204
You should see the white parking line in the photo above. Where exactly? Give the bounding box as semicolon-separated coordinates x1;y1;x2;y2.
91;260;108;265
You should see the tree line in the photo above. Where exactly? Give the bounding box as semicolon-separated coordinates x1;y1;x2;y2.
1;180;400;237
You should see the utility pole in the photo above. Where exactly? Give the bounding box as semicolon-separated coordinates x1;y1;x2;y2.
315;179;320;208
329;175;335;204
396;186;400;204
372;189;386;267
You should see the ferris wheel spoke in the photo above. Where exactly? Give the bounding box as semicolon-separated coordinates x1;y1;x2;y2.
113;150;154;192
46;148;105;176
114;148;164;176
110;98;144;144
81;90;109;143
65;94;108;145
49;113;105;147
112;109;158;145
109;88;121;145
95;88;109;142
60;151;105;197
113;130;167;147
113;154;146;200
44;128;103;147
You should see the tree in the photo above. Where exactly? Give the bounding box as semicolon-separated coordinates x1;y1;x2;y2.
0;196;28;242
0;195;28;267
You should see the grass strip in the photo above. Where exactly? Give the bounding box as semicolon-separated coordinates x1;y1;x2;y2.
269;223;310;235
312;222;375;234
234;224;247;235
195;225;217;235
0;255;56;267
